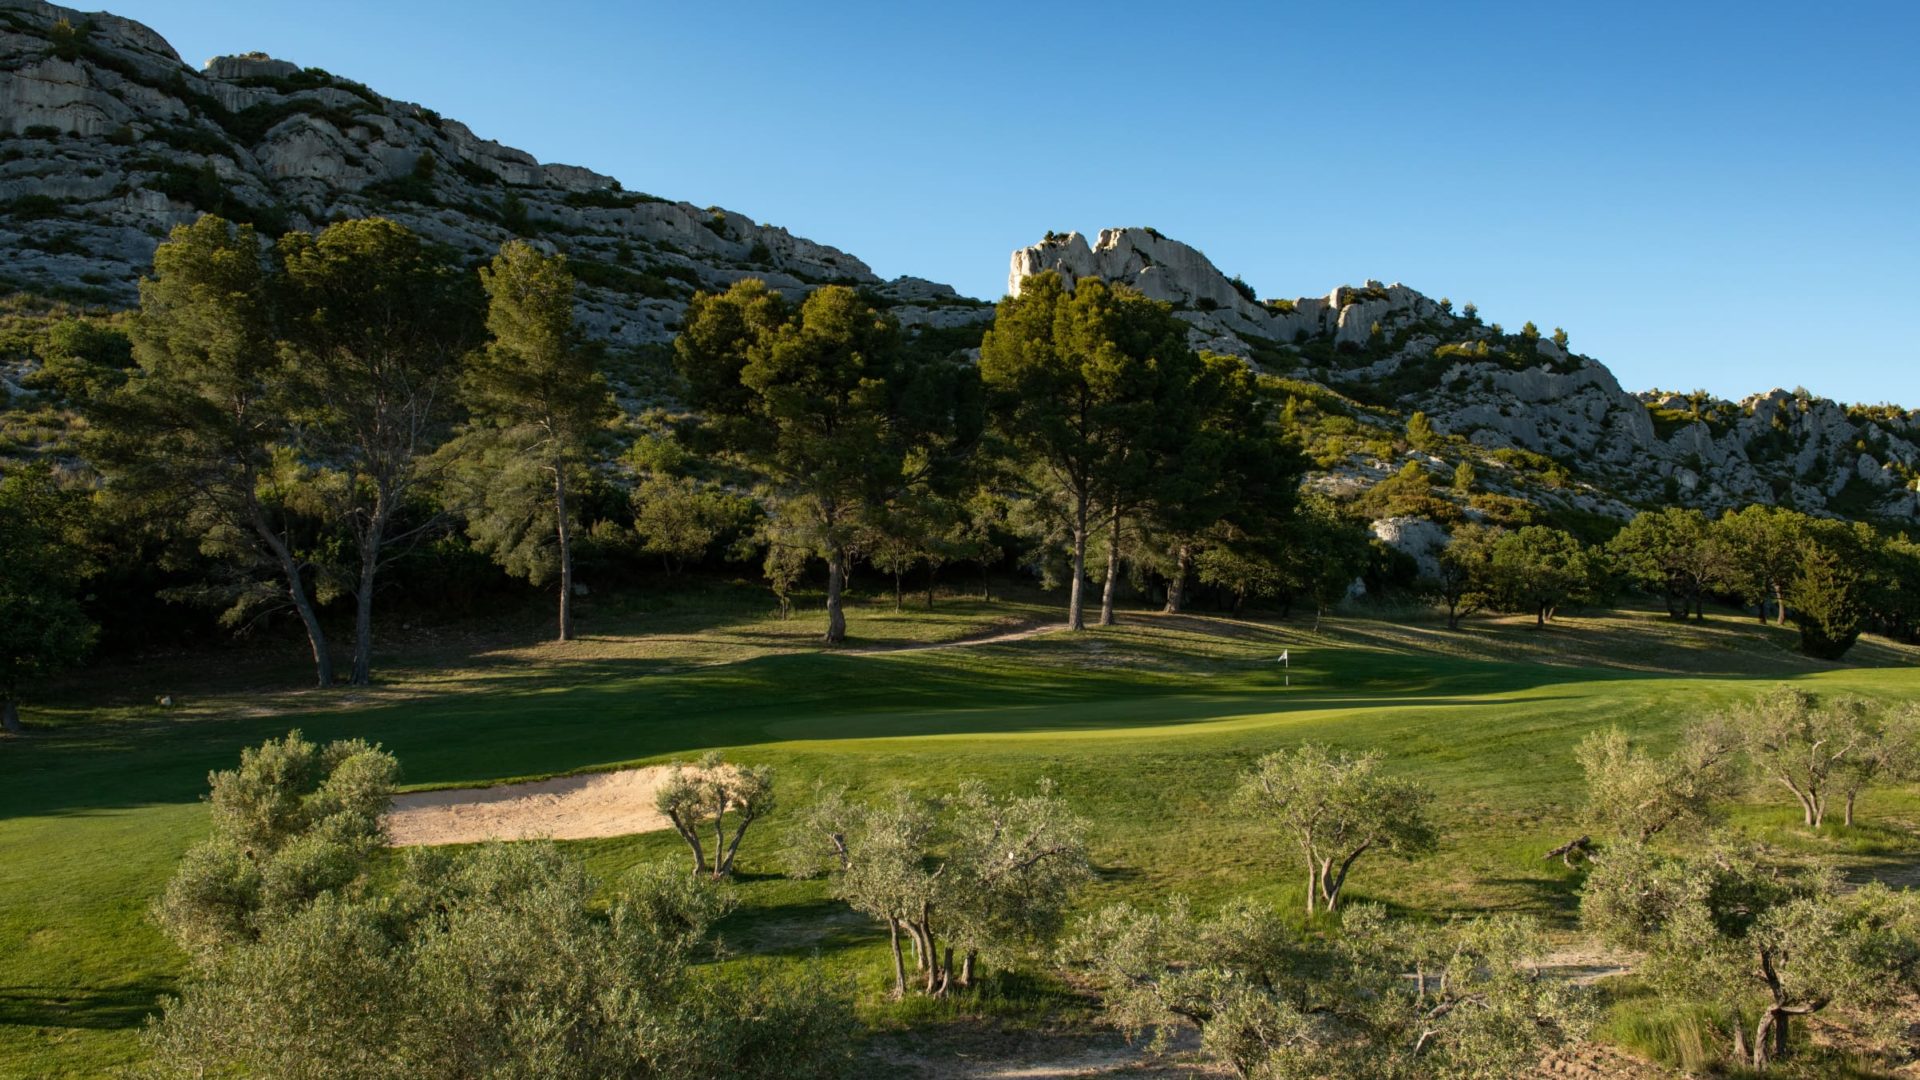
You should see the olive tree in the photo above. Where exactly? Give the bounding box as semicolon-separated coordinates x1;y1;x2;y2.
1060;898;1589;1079
1238;744;1437;914
1574;719;1742;845
1583;841;1920;1069
153;730;398;960
791;781;1088;998
146;843;857;1080
654;753;775;878
1732;686;1875;828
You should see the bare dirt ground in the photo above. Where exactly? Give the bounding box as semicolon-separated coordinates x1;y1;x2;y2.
385;766;672;846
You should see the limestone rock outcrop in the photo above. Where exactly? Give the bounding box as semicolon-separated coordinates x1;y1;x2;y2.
1008;227;1920;521
0;1;988;345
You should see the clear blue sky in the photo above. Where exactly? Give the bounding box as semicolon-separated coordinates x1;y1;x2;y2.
104;1;1920;405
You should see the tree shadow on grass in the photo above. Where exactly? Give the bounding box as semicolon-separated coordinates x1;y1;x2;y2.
0;977;173;1031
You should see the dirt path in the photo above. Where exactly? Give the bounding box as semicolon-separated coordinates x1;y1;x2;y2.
853;622;1065;655
385;766;672;846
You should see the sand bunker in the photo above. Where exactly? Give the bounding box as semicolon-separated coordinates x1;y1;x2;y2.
386;766;673;846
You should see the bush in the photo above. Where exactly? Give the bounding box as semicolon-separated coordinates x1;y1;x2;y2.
146;844;859;1080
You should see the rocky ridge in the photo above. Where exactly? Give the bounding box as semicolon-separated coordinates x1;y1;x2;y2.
0;1;988;345
1011;229;1920;522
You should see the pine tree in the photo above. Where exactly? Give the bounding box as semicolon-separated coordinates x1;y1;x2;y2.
442;241;614;641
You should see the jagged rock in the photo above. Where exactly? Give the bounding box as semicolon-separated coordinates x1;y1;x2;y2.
0;0;981;349
1370;516;1450;580
1004;226;1919;521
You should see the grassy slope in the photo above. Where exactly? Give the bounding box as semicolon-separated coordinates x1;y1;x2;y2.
3;588;1918;1077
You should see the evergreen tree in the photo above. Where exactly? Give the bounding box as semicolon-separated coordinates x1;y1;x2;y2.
979;273;1201;630
277;218;485;683
0;465;97;734
90;216;335;686
440;242;614;641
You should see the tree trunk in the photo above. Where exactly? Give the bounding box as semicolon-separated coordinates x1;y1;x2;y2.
555;464;573;642
1099;512;1121;626
887;918;907;998
937;945;954;996
1;698;20;736
1752;1012;1775;1069
1304;860;1317;915
1536;604;1548;628
1323;843;1370;911
960;949;976;988
1446;596;1461;630
1164;543;1190;614
349;511;385;686
1845;791;1857;827
1068;493;1088;631
675;822;707;876
893;568;904;613
254;516;332;687
1775;582;1789;626
824;548;848;644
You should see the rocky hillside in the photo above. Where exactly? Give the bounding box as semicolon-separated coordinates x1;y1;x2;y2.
4;2;1914;527
1012;228;1920;522
0;0;987;345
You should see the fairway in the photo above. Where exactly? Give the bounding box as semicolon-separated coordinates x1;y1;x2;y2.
4;596;1919;1077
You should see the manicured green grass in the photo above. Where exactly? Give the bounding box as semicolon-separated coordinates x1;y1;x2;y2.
4;591;1919;1077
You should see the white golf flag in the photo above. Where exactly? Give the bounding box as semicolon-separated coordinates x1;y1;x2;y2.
1278;650;1289;664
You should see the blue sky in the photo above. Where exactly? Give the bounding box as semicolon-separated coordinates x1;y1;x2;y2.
106;1;1919;405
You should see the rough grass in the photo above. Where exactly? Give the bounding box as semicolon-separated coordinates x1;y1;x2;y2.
4;586;1920;1076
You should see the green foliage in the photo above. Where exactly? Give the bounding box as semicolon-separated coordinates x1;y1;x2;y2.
978;272;1204;628
678;278;980;641
1608;507;1729;620
21;316;134;402
1486;524;1602;625
360;152;440;206
147;842;857;1079
1790;532;1862;659
563;187;669;210
1062;898;1589;1078
1404;409;1437;450
1576;720;1742;844
1451;458;1475;494
0;465;97;731
277;216;486;680
1237;744;1438;913
1583;840;1920;1070
440;242;613;639
152;731;396;960
793;780;1089;996
655;753;776;877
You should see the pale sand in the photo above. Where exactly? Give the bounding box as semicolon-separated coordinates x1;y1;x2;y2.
385;766;673;846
